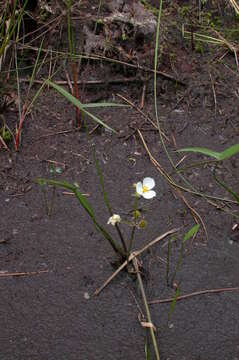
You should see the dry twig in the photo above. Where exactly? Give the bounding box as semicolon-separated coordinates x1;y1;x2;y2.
149;286;239;305
94;228;179;296
0;270;48;278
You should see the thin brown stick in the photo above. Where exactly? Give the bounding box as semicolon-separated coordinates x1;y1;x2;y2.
0;134;9;150
212;29;239;70
0;270;49;278
139;83;146;109
37;129;78;139
94;228;179;296
133;257;160;360
15;103;27;150
209;71;217;115
45;159;66;167
116;93;169;142
175;155;187;168
62;191;90;197
20;77;145;86
71;61;81;128
175;188;208;242
65;70;74;94
149;286;239;305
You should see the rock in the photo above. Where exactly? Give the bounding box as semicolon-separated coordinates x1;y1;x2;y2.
83;0;157;66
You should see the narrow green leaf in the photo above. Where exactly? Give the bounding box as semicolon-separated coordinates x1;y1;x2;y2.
145;339;151;360
73;188;94;217
36;178;94;217
81;102;128;109
213;167;239;204
170;225;200;286
177;147;221;160
183;224;200;243
46;80;117;133
220;144;239;160
168;287;179;321
178;144;239;161
37;178;47;187
166;238;171;286
28;37;44;94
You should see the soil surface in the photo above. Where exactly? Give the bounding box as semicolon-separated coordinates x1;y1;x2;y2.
1;1;239;359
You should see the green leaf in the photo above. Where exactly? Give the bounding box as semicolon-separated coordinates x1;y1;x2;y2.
168;287;179;321
46;80;117;133
145;339;151;360
177;147;221;159
219;144;239;160
81;102;128;109
36;178;94;217
183;224;200;243
178;144;239;161
213;167;239;204
73;188;94;217
36;177;125;256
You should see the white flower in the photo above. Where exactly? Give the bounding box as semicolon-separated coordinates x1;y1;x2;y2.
136;177;156;199
107;214;121;226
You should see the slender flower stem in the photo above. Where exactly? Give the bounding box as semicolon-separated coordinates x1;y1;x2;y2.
128;195;138;256
115;223;128;255
133;257;160;360
94;220;125;258
93;147;127;256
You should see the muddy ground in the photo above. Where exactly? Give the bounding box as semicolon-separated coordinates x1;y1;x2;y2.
1;1;239;359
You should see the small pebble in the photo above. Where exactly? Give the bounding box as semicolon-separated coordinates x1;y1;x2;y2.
173;109;184;113
84;292;90;300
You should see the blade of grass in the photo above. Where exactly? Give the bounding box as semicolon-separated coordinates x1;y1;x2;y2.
170;224;200;286
15;66;48;150
46;80;117;133
213;166;239;203
66;0;81;128
27;37;44;97
0;0;28;58
168;287;180;322
183;224;200;243
145;339;151;360
166;238;172;286
177;144;239;161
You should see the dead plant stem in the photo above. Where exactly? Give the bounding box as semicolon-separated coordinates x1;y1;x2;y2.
133;257;160;360
149;286;239;305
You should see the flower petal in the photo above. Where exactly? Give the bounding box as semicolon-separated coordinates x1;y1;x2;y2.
142;190;156;199
136;181;143;195
143;177;155;190
107;214;121;225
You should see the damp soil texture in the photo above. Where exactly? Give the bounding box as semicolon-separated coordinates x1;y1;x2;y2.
1;1;239;359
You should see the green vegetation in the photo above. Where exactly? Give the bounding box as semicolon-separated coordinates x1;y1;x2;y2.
1;1;239;358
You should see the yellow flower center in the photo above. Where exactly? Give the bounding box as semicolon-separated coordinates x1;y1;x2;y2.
142;185;149;193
